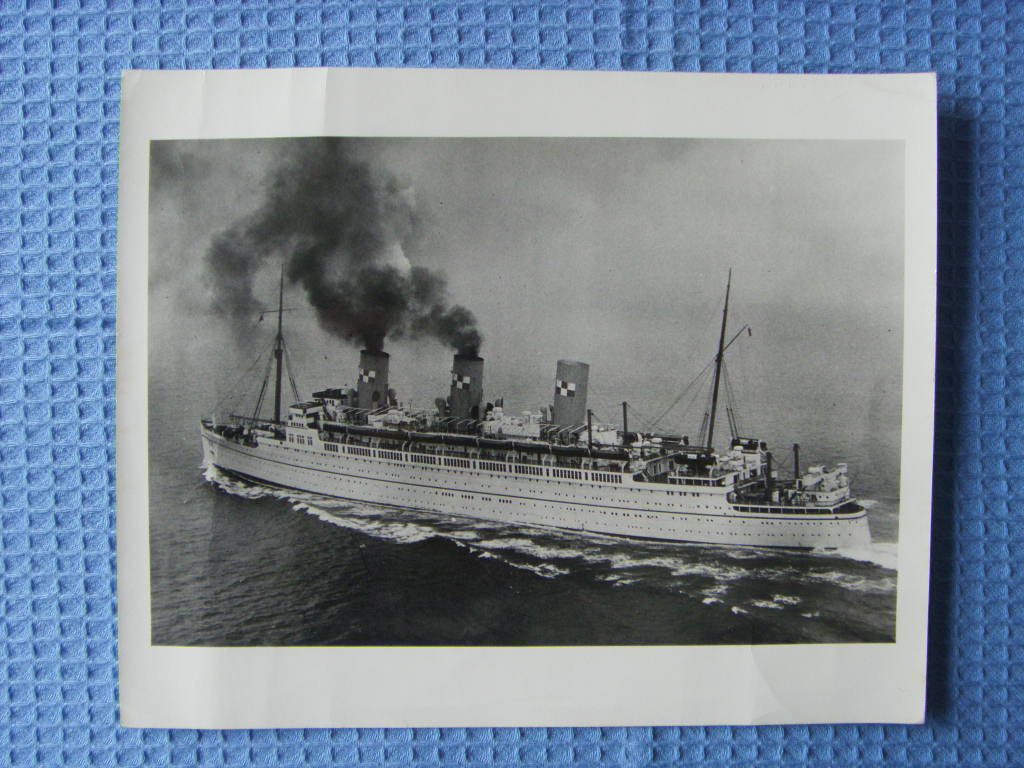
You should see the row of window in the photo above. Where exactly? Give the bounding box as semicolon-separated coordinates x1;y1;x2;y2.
732;505;845;516
291;435;666;488
347;445;623;484
668;476;724;487
279;441;721;506
515;464;544;476
552;468;583;480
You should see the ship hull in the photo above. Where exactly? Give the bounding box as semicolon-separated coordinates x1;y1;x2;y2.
200;427;872;549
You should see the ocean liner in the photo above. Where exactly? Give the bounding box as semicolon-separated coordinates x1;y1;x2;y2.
200;273;871;549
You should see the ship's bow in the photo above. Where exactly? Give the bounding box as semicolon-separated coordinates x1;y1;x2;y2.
199;422;217;468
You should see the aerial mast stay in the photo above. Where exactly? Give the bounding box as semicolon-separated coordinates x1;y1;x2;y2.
706;269;731;451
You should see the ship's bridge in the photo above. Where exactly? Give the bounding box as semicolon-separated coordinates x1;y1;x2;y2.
312;387;355;420
287;401;324;427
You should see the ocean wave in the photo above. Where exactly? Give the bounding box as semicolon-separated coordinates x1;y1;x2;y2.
702;584;730;598
203;465;271;499
302;505;438;545
722;548;766;561
827;542;898;571
597;573;631;583
450;530;757;586
588;551;749;583
469;537;582;561
499;560;569;579
798;570;897;595
751;599;785;610
750;594;802;610
772;594;801;606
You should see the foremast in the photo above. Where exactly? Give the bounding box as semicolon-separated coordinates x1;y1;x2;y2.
243;265;297;427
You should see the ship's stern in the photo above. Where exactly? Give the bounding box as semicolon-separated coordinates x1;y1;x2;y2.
845;509;874;548
813;502;873;550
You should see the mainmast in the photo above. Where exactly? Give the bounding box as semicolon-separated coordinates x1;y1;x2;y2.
273;267;284;423
706;269;731;451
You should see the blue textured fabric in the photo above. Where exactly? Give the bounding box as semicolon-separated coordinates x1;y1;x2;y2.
0;0;1017;765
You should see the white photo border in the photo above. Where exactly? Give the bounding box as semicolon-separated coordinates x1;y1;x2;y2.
117;68;936;728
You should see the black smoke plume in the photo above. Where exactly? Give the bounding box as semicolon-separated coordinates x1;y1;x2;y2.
205;138;482;356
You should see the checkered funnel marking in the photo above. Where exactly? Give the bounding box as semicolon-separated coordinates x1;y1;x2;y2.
556;380;577;397
452;373;472;390
359;368;375;384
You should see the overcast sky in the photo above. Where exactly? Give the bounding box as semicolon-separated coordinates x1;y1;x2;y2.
149;137;903;449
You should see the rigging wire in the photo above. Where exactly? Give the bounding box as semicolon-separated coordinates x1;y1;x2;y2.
674;366;716;442
624;401;657;431
646;357;716;432
697;411;709;447
250;352;275;423
647;321;754;440
282;339;301;403
212;349;268;417
732;328;755;437
700;361;721;446
210;305;291;419
723;361;743;438
638;299;724;430
721;360;733;437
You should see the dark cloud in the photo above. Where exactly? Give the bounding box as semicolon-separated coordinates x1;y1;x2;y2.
204;138;482;355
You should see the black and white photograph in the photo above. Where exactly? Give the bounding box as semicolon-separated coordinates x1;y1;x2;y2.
118;68;935;727
148;134;902;647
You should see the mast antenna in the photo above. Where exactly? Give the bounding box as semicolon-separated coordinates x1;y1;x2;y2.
706;268;731;451
273;265;285;423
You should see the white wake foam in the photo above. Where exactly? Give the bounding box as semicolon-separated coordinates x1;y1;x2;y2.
799;569;897;594
298;503;435;545
830;542;898;570
772;594;801;606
